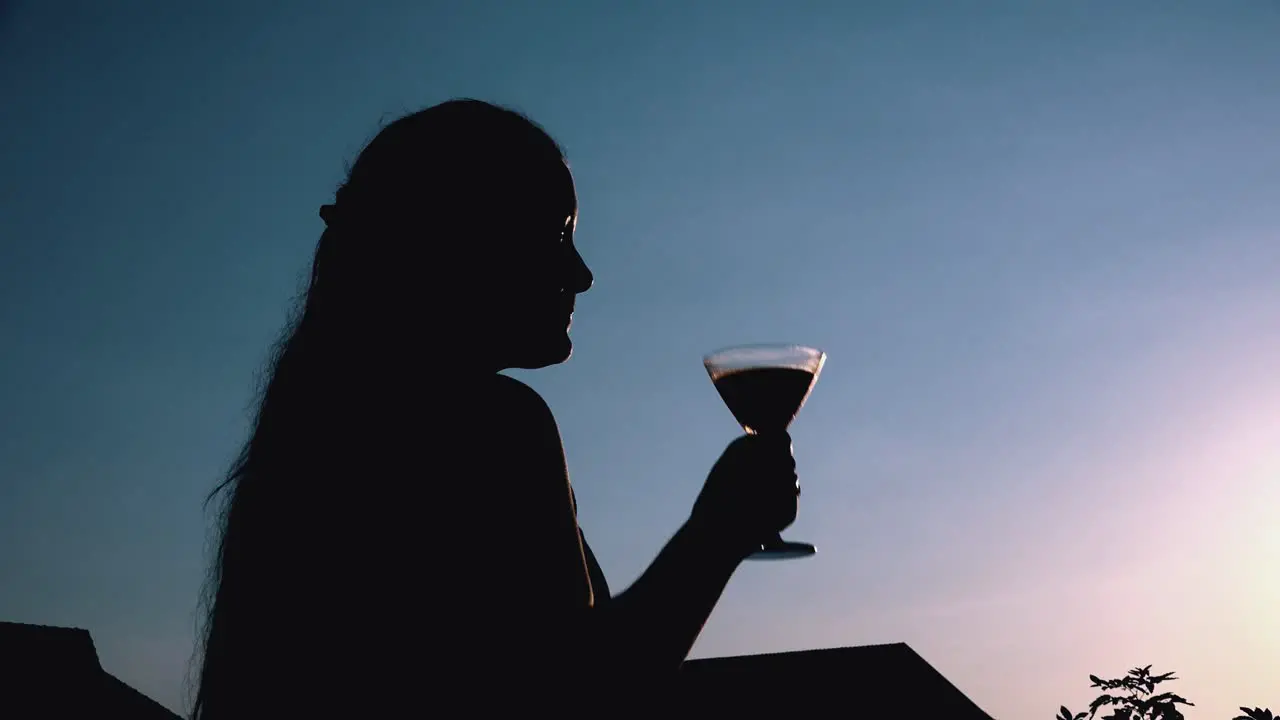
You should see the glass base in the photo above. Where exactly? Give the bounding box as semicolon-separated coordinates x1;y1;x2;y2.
747;540;816;560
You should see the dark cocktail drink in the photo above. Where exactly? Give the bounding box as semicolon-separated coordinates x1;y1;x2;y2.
712;366;816;435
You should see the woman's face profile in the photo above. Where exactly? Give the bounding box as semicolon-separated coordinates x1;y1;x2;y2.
476;157;593;370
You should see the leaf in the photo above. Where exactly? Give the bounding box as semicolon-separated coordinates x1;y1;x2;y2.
1059;705;1074;720
1149;692;1193;707
1090;694;1118;713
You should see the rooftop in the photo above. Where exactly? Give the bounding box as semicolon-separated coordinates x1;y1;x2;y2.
678;642;994;718
0;621;181;720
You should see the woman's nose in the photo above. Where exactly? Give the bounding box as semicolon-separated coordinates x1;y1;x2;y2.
567;246;593;294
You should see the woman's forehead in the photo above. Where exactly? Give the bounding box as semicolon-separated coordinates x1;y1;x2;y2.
515;155;576;218
555;157;578;215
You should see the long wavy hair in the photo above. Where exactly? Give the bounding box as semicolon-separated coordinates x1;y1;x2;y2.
190;99;568;719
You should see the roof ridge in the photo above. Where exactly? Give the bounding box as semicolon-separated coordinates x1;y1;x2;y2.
684;641;912;663
0;620;92;633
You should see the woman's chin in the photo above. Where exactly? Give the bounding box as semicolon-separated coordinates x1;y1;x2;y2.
512;332;574;370
545;333;575;365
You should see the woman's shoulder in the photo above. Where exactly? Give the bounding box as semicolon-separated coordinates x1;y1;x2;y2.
459;375;570;504
464;373;561;441
485;373;553;413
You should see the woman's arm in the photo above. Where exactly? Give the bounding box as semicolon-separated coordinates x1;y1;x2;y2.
596;513;745;670
455;375;745;678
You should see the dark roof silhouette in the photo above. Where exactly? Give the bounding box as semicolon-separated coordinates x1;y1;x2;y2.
0;621;181;720
677;643;994;718
1;622;991;717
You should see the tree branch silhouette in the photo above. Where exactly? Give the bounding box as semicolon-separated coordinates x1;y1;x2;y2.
1056;664;1273;720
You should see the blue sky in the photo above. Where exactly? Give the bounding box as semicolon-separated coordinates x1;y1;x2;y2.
3;2;1279;716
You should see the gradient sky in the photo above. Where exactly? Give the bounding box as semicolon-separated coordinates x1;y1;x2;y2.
3;2;1279;717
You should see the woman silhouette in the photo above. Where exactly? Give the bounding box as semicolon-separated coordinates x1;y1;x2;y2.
191;99;799;717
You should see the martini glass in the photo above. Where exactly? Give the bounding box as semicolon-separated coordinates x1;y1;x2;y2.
703;343;826;560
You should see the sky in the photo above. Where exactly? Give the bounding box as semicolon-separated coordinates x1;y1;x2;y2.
2;1;1279;717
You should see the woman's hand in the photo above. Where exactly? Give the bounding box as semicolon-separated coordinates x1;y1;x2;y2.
689;432;800;557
